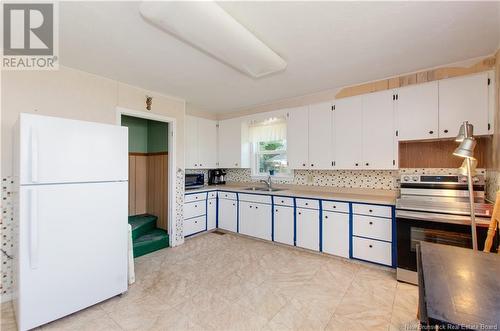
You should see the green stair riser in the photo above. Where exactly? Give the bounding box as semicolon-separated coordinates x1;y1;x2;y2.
129;214;158;240
133;229;169;258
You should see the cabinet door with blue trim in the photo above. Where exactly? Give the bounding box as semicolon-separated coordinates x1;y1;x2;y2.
274;205;294;246
322;211;349;258
207;199;216;230
296;207;320;251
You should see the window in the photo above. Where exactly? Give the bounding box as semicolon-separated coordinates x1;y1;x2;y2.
249;117;291;177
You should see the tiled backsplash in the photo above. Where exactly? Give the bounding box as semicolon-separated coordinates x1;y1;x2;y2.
223;167;489;192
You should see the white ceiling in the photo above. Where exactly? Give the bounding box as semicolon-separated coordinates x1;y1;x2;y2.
60;1;500;113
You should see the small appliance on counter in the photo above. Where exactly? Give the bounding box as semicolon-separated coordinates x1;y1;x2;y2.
185;173;205;189
208;169;226;185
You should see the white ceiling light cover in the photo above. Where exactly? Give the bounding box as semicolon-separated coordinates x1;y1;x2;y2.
139;1;287;78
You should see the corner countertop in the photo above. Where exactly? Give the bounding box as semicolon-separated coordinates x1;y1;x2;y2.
185;182;397;206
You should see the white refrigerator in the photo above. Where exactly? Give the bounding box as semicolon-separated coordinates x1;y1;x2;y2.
13;113;129;331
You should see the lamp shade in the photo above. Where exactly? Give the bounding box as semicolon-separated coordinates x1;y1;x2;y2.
453;137;476;159
455;122;474;142
458;158;478;176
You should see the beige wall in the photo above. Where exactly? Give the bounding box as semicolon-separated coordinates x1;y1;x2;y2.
1;65;185;177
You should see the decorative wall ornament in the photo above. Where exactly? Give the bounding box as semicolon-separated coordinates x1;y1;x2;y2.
145;96;153;111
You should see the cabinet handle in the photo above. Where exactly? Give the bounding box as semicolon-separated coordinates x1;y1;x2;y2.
195;221;198;223
275;209;278;212
369;209;373;213
305;202;308;206
355;163;359;166
311;164;314;167
325;215;328;219
200;163;203;166
232;203;235;206
369;245;373;248
194;205;197;208
281;200;284;203
235;163;238;166
255;206;258;209
250;205;252;208
302;163;306;167
429;130;434;134
194;164;198;167
444;129;449;133
369;221;373;225
365;163;369;166
298;212;302;215
333;205;336;209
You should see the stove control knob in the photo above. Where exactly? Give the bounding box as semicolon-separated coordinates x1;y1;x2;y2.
403;176;410;182
412;176;418;182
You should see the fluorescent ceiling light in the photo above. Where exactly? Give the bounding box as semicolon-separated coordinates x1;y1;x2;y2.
139;1;287;78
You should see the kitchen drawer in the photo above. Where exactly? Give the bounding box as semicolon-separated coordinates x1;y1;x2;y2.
352;236;392;266
353;215;392;242
184;215;205;237
352;203;392;218
295;198;319;210
274;196;294;207
207;191;217;199
185;192;207;203
322;201;349;213
184;201;206;219
238;193;272;205
218;191;237;200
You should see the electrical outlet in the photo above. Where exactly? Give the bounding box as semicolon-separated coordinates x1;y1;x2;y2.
306;174;313;184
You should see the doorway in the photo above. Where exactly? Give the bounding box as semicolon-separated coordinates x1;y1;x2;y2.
116;108;177;254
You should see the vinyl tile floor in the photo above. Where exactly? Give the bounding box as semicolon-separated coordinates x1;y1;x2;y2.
1;232;419;331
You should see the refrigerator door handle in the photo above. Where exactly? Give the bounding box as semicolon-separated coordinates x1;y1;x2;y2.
30;189;39;269
31;128;39;183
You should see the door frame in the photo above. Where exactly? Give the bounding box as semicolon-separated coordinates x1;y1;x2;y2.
115;107;178;247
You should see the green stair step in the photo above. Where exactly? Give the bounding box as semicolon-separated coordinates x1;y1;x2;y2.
133;229;169;258
129;214;157;240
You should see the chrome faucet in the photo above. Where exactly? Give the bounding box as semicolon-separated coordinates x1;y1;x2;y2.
260;175;273;191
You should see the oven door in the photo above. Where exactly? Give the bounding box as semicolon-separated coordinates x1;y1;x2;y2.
397;215;495;274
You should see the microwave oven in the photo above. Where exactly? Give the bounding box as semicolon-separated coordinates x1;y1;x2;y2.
185;173;204;189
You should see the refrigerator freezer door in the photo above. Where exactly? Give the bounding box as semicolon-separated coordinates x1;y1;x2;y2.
16;182;128;331
19;113;128;185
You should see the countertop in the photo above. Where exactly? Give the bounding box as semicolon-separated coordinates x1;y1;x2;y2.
420;242;500;328
185;182;397;205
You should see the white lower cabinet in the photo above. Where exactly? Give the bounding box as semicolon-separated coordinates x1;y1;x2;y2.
218;198;238;232
239;201;272;241
207;198;216;230
184;215;205;237
273;205;294;246
296;207;320;251
322;211;349;258
352;236;392;266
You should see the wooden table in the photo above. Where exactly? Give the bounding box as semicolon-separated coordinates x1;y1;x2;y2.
418;242;500;330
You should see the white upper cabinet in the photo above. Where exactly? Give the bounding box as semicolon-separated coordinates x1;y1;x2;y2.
218;118;249;168
334;95;363;169
185;116;217;169
185;116;199;169
396;81;439;141
308;102;333;169
438;72;489;138
362;90;396;169
286;106;309;169
197;118;218;168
